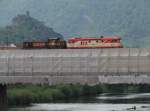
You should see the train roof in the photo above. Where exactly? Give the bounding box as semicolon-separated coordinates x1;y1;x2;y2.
68;36;121;41
48;37;62;40
23;40;46;43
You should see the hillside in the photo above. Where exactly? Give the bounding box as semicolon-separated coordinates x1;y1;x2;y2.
0;13;63;44
0;0;150;47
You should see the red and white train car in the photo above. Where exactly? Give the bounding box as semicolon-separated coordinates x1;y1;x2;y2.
67;36;123;48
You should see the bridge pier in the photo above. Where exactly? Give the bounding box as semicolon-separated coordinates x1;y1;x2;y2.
0;84;7;111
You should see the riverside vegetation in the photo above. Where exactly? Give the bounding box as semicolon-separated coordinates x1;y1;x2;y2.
7;84;150;106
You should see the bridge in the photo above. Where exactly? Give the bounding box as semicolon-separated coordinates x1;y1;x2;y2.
1;48;150;110
0;48;150;85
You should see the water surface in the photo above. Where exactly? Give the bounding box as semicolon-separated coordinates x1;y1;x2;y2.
9;93;150;111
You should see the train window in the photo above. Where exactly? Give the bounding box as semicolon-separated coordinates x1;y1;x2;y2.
89;40;91;43
96;40;98;43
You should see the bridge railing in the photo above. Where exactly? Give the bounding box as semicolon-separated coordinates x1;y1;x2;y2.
0;48;149;76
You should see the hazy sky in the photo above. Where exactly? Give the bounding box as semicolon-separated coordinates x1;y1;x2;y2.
0;0;79;26
0;0;145;27
0;0;51;26
0;0;148;40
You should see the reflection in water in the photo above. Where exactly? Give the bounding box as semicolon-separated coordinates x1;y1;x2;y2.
97;93;150;103
9;93;150;111
98;93;150;100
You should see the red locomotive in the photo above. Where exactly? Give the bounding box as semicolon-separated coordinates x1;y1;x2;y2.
67;36;123;48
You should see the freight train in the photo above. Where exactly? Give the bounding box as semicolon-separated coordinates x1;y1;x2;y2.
23;36;123;49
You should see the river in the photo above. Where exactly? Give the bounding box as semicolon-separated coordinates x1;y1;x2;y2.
9;93;150;111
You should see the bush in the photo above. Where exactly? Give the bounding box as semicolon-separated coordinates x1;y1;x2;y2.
8;84;148;106
50;89;65;100
8;89;33;106
57;84;74;98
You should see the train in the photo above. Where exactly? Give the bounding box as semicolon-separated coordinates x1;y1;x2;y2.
23;36;123;49
23;38;67;49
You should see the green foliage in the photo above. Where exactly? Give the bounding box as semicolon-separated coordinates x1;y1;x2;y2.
69;84;83;97
8;84;150;106
7;89;34;106
82;84;98;95
124;85;140;93
57;84;74;97
98;84;141;94
138;85;150;93
50;89;65;100
7;84;101;106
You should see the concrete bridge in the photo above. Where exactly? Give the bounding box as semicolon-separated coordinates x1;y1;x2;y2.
0;48;150;85
0;48;150;110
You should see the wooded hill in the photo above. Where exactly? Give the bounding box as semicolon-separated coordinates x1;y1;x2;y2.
0;13;63;44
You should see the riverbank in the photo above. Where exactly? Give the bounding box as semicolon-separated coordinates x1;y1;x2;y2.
7;84;150;106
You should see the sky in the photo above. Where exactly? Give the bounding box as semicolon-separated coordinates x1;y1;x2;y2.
0;0;149;44
0;0;76;26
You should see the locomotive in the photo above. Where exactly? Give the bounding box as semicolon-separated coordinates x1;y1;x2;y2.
23;38;66;49
23;36;123;49
67;36;123;48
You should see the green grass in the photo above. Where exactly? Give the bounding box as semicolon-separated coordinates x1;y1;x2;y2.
7;84;150;106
